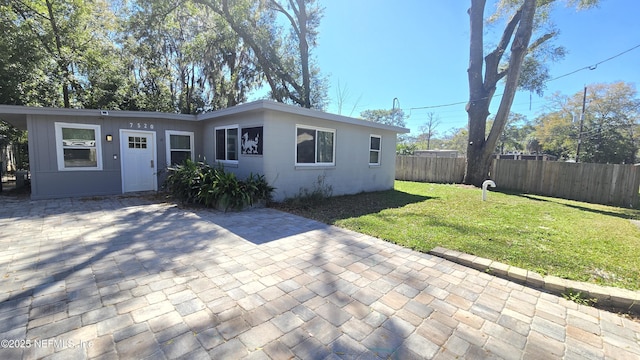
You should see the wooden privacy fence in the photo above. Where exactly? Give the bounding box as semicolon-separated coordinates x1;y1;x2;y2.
491;160;640;208
396;156;640;207
395;156;465;183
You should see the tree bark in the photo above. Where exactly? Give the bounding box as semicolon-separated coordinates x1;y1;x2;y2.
197;0;313;108
463;0;537;186
464;0;490;185
295;0;312;108
196;0;284;104
269;0;312;108
45;0;71;108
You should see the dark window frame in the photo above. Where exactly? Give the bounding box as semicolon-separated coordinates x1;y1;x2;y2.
215;125;239;163
295;125;336;166
369;134;382;165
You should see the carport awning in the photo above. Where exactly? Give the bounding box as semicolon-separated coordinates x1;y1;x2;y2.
0;112;27;130
0;114;27;130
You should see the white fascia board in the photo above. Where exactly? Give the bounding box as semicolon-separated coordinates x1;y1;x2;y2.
0;105;197;121
197;100;410;134
0;101;411;134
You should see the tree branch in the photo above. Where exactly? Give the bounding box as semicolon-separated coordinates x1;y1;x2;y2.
527;32;555;53
484;7;522;92
485;0;537;158
199;0;283;101
12;0;51;21
269;0;301;39
496;69;508;82
12;6;55;56
467;0;486;105
195;0;310;107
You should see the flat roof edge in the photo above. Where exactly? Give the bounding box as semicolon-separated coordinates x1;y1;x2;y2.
197;100;409;133
0;101;410;133
0;105;197;121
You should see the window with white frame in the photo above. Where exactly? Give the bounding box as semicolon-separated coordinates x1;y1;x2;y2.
165;130;194;165
369;135;381;165
54;122;102;171
215;125;239;163
296;125;335;166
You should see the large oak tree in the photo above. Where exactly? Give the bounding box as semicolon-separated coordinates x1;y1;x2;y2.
194;0;327;109
463;0;597;186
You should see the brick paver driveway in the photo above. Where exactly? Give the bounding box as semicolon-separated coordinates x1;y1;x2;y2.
0;195;639;359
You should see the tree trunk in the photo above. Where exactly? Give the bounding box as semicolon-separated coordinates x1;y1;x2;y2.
45;0;71;108
465;146;494;185
295;0;311;108
464;96;493;185
463;0;537;186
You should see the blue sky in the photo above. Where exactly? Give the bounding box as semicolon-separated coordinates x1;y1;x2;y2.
310;0;640;136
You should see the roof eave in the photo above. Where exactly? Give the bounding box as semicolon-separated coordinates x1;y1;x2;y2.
0;105;197;122
0;101;411;134
198;100;410;134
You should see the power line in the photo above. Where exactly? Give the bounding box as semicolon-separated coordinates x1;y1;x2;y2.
408;100;468;111
548;43;640;82
403;43;640;115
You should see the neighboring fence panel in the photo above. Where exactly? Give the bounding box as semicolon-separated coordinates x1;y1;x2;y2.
396;156;640;207
395;156;465;184
492;160;640;208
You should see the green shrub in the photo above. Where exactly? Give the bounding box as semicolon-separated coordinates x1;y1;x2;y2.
163;159;210;204
200;168;247;210
163;159;274;211
244;173;275;205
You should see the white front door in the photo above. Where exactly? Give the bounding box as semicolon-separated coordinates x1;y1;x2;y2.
120;130;157;192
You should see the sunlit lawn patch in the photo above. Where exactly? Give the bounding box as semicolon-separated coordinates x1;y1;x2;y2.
274;181;640;291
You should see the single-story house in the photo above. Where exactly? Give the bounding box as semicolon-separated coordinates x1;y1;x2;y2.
0;100;409;201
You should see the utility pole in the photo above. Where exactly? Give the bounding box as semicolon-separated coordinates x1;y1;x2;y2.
392;97;400;127
575;86;587;163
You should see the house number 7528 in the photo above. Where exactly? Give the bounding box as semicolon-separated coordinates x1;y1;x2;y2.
129;123;154;130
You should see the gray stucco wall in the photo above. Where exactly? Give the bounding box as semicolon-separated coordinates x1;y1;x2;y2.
202;112;265;178
200;109;397;202
261;110;397;201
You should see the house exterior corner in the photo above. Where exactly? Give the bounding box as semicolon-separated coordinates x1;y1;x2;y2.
0;100;408;201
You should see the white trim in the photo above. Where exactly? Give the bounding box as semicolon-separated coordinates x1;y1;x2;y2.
54;122;103;171
369;134;382;166
214;124;239;164
0;105;196;121
196;101;409;134
0;100;409;133
165;130;195;166
119;129;158;193
295;124;336;167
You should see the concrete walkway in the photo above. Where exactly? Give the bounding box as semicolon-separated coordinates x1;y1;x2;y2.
0;195;638;359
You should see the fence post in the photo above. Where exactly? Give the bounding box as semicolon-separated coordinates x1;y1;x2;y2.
632;164;640;208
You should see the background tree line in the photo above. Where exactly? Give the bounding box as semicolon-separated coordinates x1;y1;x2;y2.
401;81;639;164
0;0;328;113
1;1;636;175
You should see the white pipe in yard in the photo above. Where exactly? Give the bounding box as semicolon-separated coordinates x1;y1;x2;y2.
482;180;496;201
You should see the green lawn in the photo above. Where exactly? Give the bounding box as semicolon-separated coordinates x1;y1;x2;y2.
274;181;640;291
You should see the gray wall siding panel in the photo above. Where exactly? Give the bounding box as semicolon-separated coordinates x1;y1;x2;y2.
31;171;122;199
28;114;202;199
22;105;400;200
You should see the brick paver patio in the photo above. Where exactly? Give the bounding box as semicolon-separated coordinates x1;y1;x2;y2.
0;195;639;359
